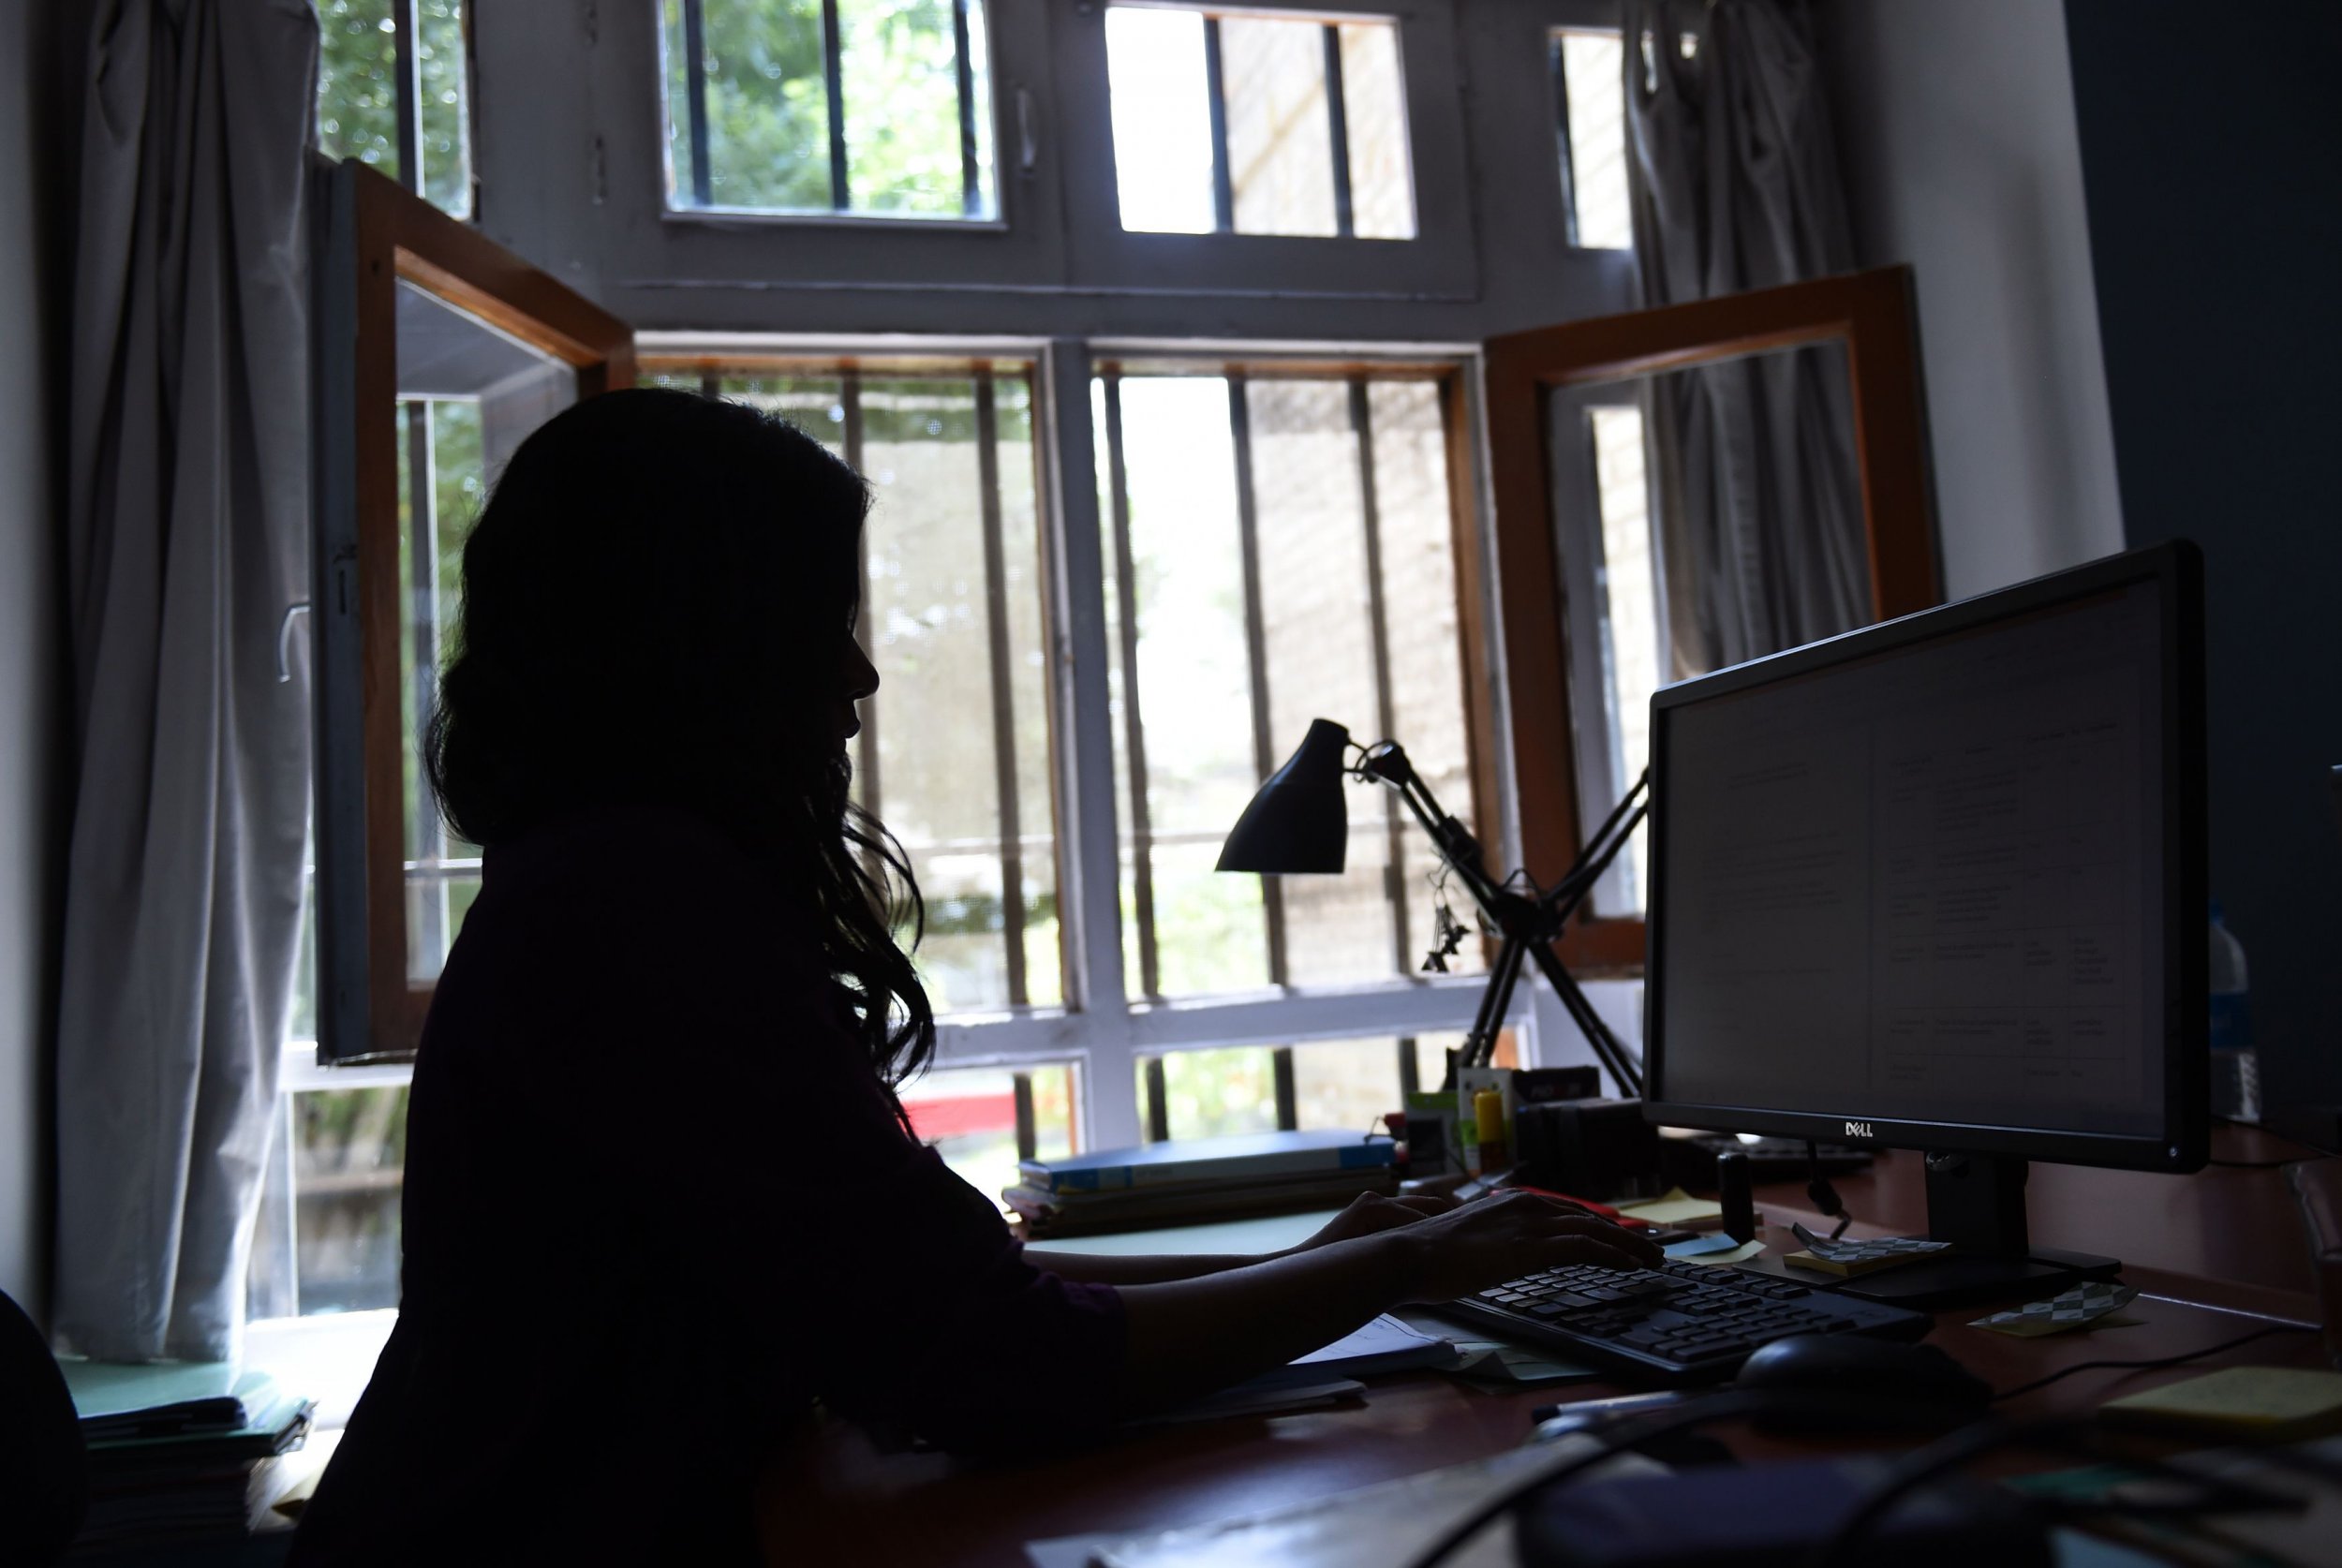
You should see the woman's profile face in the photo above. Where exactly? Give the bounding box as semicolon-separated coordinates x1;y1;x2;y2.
839;637;880;743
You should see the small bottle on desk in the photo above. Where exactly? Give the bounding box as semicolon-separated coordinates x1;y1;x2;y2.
1472;1088;1507;1175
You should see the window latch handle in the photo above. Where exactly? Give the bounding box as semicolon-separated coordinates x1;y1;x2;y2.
277;602;312;685
1015;85;1038;173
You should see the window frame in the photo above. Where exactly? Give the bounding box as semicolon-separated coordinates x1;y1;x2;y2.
629;333;1517;1155
660;0;1005;225
310;161;636;1065
1481;265;1943;976
560;0;1069;298
1056;0;1478;300
272;0;1765;1315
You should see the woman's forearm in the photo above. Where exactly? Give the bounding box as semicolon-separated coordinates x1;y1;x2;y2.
1110;1232;1416;1413
1024;1250;1266;1285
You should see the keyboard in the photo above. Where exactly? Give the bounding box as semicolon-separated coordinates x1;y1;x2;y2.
1438;1257;1932;1385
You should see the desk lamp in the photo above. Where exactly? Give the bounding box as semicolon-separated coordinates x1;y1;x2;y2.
1218;717;1648;1095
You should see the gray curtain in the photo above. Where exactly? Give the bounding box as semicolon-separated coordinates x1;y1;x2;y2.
52;0;318;1362
1624;0;1870;676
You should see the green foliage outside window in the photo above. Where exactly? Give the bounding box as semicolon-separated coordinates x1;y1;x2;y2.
664;0;997;218
316;0;471;216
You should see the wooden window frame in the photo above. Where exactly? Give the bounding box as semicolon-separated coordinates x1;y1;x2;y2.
311;161;636;1063
1479;264;1940;975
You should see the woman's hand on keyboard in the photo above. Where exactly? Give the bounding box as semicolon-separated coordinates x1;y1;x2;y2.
1282;1192;1461;1256
1385;1191;1662;1303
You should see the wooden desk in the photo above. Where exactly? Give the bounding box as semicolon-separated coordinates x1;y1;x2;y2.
756;1130;2331;1567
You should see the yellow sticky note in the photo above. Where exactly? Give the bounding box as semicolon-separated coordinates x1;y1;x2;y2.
1614;1188;1724;1227
2100;1367;2342;1442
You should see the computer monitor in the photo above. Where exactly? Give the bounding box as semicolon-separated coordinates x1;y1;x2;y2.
1643;542;2205;1307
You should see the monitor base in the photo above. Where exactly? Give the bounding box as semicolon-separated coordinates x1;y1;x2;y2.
1824;1246;2121;1311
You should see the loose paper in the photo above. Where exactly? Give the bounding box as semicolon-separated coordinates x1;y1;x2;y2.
1970;1281;2140;1339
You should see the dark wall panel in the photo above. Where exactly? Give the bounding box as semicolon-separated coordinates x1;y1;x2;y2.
2065;0;2342;1117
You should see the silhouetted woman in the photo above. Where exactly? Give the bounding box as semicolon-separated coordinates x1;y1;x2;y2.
288;389;1653;1564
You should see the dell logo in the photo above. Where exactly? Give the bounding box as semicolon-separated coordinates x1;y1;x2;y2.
1845;1120;1875;1139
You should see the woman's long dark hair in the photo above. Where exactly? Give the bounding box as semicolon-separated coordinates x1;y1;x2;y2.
423;387;935;1102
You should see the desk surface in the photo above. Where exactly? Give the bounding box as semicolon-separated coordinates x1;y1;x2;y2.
757;1128;2330;1566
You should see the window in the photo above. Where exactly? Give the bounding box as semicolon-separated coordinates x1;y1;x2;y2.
1550;28;1628;250
1095;364;1481;1001
275;8;1751;1324
1104;6;1414;239
645;358;1060;1012
660;0;1000;219
316;0;473;217
1139;1032;1470;1142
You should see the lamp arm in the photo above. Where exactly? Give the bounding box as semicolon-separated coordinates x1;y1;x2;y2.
1356;741;1509;913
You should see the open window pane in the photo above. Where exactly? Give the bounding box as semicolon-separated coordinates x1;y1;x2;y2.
648;361;1061;1015
1099;367;1480;1002
1104;6;1415;240
1552;29;1630;250
393;283;577;983
663;0;1000;219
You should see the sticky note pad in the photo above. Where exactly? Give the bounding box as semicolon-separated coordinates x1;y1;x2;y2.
2099;1367;2342;1442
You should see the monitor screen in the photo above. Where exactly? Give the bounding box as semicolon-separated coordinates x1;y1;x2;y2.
1645;547;2203;1169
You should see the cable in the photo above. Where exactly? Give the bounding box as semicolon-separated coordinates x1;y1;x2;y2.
1809;1416;2307;1568
1399;1391;1773;1568
1990;1323;2317;1403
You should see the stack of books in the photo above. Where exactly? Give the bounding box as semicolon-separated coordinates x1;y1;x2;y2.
1006;1130;1401;1236
60;1359;315;1555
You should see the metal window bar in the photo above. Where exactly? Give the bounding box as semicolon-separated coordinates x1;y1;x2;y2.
1101;375;1162;999
1224;376;1288;987
1144;1056;1171;1143
1271;1044;1297;1131
392;0;422;193
682;0;715;206
821;0;852;211
843;372;880;826
974;369;1030;1007
1348;378;1410;970
1397;1036;1419;1098
1012;1071;1037;1161
403;401;448;969
1201;17;1237;234
1321;24;1355;239
1548;32;1582;248
952;0;982;216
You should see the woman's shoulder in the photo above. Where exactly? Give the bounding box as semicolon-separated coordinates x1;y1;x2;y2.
442;804;835;1036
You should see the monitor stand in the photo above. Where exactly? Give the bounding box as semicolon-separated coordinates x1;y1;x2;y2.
1816;1152;2119;1311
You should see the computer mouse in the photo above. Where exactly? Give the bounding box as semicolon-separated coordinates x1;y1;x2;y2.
1734;1334;1994;1433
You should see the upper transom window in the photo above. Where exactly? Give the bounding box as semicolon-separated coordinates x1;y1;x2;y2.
660;0;1000;221
1104;5;1415;240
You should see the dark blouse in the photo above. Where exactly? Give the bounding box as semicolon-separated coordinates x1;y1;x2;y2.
288;806;1125;1565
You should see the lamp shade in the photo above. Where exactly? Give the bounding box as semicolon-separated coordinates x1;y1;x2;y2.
1216;718;1352;873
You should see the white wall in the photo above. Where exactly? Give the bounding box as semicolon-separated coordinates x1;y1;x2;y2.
0;0;57;1321
1820;0;2126;598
